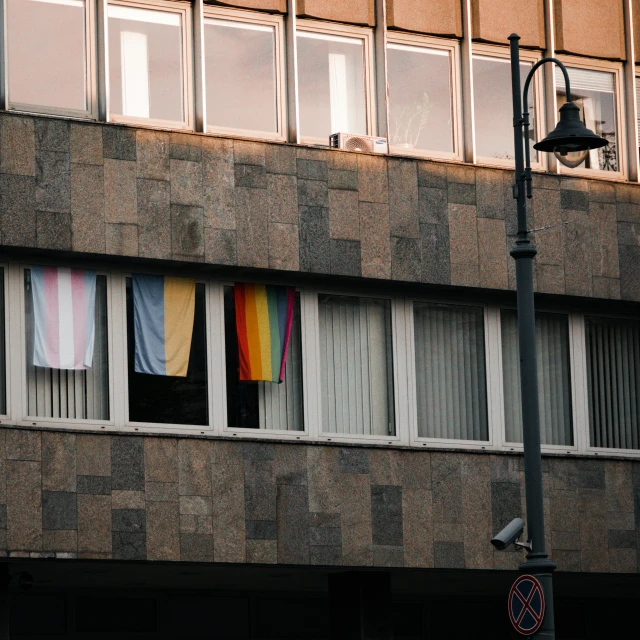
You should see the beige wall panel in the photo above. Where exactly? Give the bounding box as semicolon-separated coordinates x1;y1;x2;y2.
387;0;462;38
554;0;626;60
297;0;375;26
471;0;545;48
205;0;286;13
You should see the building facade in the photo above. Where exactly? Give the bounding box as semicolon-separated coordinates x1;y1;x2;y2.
0;0;639;637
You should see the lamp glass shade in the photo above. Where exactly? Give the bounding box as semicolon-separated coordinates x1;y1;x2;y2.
553;147;590;168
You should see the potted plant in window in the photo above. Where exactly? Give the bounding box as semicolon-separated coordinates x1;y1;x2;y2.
390;92;433;150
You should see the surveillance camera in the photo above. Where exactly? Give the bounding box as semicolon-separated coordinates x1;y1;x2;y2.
490;517;525;551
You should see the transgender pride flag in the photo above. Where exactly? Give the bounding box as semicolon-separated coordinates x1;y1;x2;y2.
31;266;97;370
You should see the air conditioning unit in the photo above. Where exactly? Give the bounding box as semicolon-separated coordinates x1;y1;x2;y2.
330;133;388;154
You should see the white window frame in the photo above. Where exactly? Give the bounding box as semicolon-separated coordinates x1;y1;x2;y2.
106;0;194;131
472;44;546;171
201;6;287;142
386;33;463;162
1;0;98;119
296;19;376;147
555;55;626;180
0;263;9;421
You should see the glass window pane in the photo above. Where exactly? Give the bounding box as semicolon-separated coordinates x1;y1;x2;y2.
224;287;304;431
7;0;87;111
318;295;395;436
556;67;618;172
0;268;5;415
108;4;184;122
414;302;488;440
586;316;640;450
126;280;208;425
205;18;278;134
25;270;109;420
501;310;573;446
387;43;454;154
297;31;367;141
473;57;536;162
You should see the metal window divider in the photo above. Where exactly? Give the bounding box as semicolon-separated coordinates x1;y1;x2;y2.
193;0;207;133
285;0;300;144
460;0;476;163
374;0;389;140
543;0;559;174
623;0;639;181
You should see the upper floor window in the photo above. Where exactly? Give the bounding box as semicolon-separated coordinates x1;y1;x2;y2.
6;0;92;116
297;24;372;144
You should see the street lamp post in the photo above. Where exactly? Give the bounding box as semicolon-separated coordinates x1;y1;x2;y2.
508;34;608;639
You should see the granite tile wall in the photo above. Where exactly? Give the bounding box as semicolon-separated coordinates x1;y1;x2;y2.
1;113;637;301
0;428;638;573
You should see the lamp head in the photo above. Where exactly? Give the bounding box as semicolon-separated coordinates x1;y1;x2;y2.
533;101;608;168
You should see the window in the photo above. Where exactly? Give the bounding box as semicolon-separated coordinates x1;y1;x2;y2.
586;316;640;450
556;65;620;173
126;279;208;426
413;302;488;441
387;39;458;158
108;2;189;126
297;25;371;143
473;53;537;164
0;268;5;416
204;11;283;138
6;0;91;115
24;269;109;421
223;287;303;431
318;294;395;437
501;310;573;446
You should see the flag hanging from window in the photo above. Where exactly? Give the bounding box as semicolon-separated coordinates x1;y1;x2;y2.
234;283;295;383
31;266;97;370
133;274;196;377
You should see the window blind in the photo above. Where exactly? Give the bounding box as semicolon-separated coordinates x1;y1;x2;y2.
586;316;640;450
319;295;395;436
501;310;573;446
413;302;488;441
555;66;615;94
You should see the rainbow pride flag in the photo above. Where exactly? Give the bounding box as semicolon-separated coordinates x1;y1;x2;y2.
234;283;295;383
133;274;196;377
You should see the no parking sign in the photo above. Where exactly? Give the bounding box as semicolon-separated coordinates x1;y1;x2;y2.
508;574;545;635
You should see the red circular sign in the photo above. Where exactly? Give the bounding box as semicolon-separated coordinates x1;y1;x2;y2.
508;574;545;636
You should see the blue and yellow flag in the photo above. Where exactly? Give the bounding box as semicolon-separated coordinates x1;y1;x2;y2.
133;274;195;377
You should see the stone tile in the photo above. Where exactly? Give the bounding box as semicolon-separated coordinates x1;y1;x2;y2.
234;140;266;166
339;473;372;566
619;245;640;300
419;187;448;225
373;545;404;567
0;505;6;530
180;495;212;516
146;500;179;561
266;144;297;175
180;514;213;534
608;529;635;548
560;177;588;192
537;264;565;295
77;475;111;495
432;454;462;524
339;449;370;474
616;201;640;223
112;490;145;510
181;533;213;562
388;159;419;238
298;158;328;182
36;151;70;213
329;189;359;240
42;530;77;553
171;205;204;258
273;445;307;486
358;154;388;203
7;461;41;551
417;161;446;189
609;548;637;573
205;227;237;265
277;484;309;563
179;439;212;496
563;209;592;297
103;127;136;161
330;238;361;277
403;488;433;568
391;237;420;282
6;430;41;461
617;221;640;246
36;211;72;250
607;511;634;531
77;435;110;476
448;204;479;287
71;163;105;254
329;169;358;191
552;549;581;572
113;531;146;560
0;174;36;246
269;223;300;271
298;178;328;207
244;465;277;522
476;168;505;219
299;206;331;273
446;164;475;184
146;482;179;503
104;159;137;223
360;202;391;279
591;202;619;278
268;174;298;224
203;138;236;229
112;509;146;533
371;485;403;547
448;182;476;205
327;149;357;170
478;218;508;289
615;182;640;204
145;438;178;483
35;119;69;153
461;456;492;570
171;159;203;206
111;437;145;491
491;481;521;535
70;124;103;165
531;188;562;264
43;491;77;530
589;180;616;203
369;450;401;486
310;515;341;546
434;541;465;568
420;223;450;285
106;223;138;256
577;460;605;489
552;529;580;551
42;433;76;492
243;443;275;461
170;141;202;163
235;164;267;189
246;539;277;563
310;545;343;565
0;115;36;176
246;519;277;540
137;178;170;259
561;189;588;210
236;187;269;268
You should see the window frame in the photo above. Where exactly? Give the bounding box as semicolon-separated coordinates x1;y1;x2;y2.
472;43;545;171
201;5;287;142
0;263;9;421
386;33;463;162
2;0;98;120
295;19;376;147
555;55;626;180
106;0;194;131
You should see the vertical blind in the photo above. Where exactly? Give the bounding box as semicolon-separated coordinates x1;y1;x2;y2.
586;316;640;450
25;271;109;420
414;302;488;440
501;310;573;446
318;294;395;436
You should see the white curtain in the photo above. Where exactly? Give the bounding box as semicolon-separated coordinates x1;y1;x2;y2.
586;317;640;450
501;310;572;445
414;303;488;440
25;271;109;420
319;295;394;436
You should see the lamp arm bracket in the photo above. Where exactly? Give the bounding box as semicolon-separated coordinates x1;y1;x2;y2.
528;220;573;234
522;57;571;116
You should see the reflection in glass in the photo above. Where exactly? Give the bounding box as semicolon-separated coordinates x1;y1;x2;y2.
108;4;184;122
205;19;279;134
387;44;454;154
473;57;536;162
7;0;87;111
556;67;618;172
224;288;304;431
297;31;367;141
